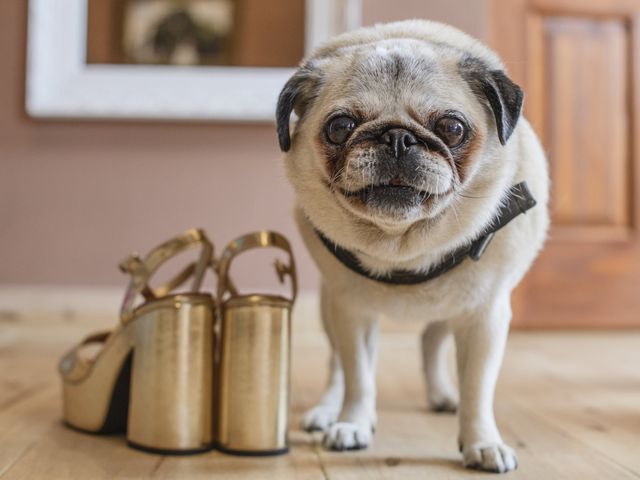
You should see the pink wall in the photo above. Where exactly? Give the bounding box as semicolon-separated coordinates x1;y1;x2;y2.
0;0;487;290
363;0;488;42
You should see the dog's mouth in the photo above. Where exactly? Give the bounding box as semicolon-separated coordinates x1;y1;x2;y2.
339;179;434;209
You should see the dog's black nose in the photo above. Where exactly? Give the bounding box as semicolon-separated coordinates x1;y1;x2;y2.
380;128;418;158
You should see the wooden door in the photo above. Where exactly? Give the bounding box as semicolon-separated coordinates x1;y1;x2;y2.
490;0;640;327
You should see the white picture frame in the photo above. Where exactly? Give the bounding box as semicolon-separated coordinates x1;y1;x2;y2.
26;0;362;121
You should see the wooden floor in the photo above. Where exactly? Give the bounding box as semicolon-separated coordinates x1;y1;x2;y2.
1;297;640;479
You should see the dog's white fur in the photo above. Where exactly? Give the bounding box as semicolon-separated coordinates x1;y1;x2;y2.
280;20;549;473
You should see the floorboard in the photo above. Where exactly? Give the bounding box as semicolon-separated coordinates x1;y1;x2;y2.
0;300;639;479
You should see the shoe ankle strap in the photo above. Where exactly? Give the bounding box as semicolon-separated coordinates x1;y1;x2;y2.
216;231;297;303
119;228;214;323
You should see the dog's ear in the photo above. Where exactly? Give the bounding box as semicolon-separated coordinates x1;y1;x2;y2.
460;58;524;145
276;63;322;152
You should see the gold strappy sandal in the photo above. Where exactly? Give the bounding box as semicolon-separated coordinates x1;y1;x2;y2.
215;231;297;455
59;228;216;454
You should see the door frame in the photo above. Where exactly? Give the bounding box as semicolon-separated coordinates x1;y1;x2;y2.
489;0;640;328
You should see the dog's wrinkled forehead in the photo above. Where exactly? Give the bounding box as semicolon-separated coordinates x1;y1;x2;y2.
336;38;440;81
321;39;468;115
276;36;523;152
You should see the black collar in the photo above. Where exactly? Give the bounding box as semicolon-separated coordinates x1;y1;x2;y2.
315;182;537;286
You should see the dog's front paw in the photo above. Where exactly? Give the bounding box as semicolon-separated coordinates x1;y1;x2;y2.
323;422;373;451
462;441;518;473
301;404;340;432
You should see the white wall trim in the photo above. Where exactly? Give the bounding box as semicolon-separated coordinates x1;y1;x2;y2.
25;0;362;122
0;285;319;323
0;286;123;315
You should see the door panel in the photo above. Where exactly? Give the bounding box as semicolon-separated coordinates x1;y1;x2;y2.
544;17;629;231
490;0;640;327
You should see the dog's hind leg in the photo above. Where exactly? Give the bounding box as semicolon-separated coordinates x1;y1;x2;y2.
301;284;344;432
421;320;459;413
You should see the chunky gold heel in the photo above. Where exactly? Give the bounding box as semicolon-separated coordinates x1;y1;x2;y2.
215;231;297;455
125;293;214;454
59;229;216;454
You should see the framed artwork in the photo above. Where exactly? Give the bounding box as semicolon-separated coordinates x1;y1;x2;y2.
26;0;362;121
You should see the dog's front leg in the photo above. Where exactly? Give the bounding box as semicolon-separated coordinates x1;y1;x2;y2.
302;285;344;432
322;290;378;451
454;296;517;473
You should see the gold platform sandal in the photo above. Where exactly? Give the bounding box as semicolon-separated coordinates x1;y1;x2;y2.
215;231;297;456
59;228;216;454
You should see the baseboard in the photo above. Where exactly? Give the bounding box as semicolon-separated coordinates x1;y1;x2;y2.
0;285;321;330
0;285;123;314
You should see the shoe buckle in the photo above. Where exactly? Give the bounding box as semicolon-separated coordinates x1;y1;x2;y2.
119;254;145;275
274;259;293;284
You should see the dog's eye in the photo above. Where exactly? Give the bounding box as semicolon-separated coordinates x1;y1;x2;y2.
326;116;357;145
434;117;466;147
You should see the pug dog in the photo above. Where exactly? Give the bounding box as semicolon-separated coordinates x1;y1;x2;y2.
276;20;549;473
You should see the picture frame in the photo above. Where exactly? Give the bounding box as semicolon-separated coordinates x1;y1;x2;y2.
25;0;362;121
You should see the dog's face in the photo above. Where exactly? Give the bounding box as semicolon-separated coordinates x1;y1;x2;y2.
277;36;523;230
